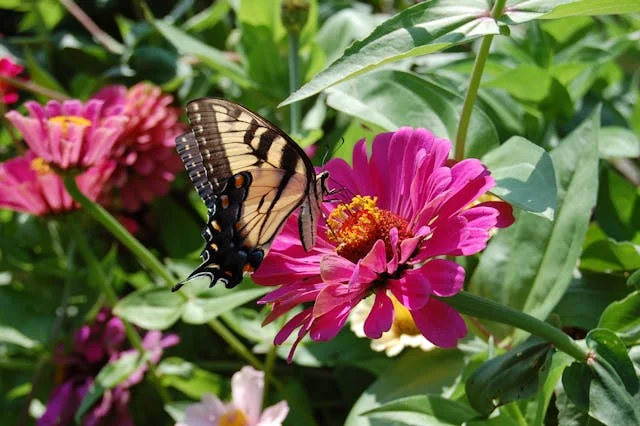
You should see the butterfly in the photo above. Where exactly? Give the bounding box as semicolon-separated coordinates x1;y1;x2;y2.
173;98;329;291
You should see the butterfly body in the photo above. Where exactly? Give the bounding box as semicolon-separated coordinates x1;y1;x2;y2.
174;98;328;290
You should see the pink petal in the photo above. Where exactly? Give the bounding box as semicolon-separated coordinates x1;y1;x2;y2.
320;254;356;284
274;309;313;345
475;200;515;228
309;303;351;341
388;271;431;310
232;366;264;423
418;259;465;297
410;298;467;348
360;239;387;274
363;290;394;339
257;401;289;426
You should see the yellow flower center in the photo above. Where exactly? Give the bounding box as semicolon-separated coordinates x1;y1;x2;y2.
219;409;249;426
390;296;420;336
30;157;52;175
48;115;92;136
327;195;412;263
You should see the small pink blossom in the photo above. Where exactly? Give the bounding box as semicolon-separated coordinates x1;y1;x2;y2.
5;99;127;170
0;150;114;215
253;127;514;361
92;83;186;212
0;57;24;104
177;366;289;426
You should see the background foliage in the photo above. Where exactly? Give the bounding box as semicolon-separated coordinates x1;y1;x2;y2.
1;0;639;425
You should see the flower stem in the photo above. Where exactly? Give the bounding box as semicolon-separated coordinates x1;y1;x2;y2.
0;74;70;101
454;0;507;161
288;31;301;136
440;291;588;362
69;221;171;404
59;0;125;55
62;175;176;287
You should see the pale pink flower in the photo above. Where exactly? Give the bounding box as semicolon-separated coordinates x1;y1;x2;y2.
5;99;127;170
0;57;24;104
0;150;114;215
253;127;514;361
92;83;185;211
177;366;289;426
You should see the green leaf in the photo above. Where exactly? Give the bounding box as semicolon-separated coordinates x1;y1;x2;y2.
154;197;203;259
0;325;39;349
344;349;465;426
24;50;67;97
595;165;640;243
598;127;640;159
587;329;638;394
158;357;221;399
466;338;554;416
281;0;502;105
154;20;252;88
326;70;499;159
181;282;269;324
471;108;600;340
563;329;640;425
581;237;640;273
362;395;479;425
598;291;640;346
75;352;148;424
484;65;553;103
628;270;640;290
553;272;630;330
539;0;640;19
114;287;185;330
502;0;640;23
530;352;573;426
482;136;557;220
164;402;190;422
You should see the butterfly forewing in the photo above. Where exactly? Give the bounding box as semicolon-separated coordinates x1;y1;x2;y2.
175;98;323;290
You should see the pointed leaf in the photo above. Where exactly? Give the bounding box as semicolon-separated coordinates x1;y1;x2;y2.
114;287;186;330
482;136;557;220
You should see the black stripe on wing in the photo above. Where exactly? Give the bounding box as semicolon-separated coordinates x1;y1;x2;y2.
175;132;216;210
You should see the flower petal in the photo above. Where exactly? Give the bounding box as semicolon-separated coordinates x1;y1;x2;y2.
418;259;465;297
388;271;431;310
257;401;289;426
361;239;387;274
363;290;394;339
309;303;352;341
410;298;467;348
320;254;356;284
232;366;264;423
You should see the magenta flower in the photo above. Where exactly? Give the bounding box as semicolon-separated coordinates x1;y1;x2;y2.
0;150;115;216
253;127;514;361
0;57;24;104
38;309;179;426
177;366;289;426
92;83;185;212
5;99;127;170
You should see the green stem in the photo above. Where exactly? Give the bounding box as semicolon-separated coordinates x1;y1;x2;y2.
70;222;171;404
0;74;70;101
63;175;176;287
441;292;588;362
288;31;301;136
503;402;528;426
263;342;278;402
454;0;507;161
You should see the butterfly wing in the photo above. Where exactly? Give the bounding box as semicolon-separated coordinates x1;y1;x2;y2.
175;98;320;290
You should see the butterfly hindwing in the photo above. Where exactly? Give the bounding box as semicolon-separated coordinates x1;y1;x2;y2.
175;98;325;289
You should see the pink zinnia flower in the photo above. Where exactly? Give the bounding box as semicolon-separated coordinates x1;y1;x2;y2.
5;99;127;170
39;309;179;426
253;127;514;361
0;150;115;215
92;83;186;212
0;57;24;104
177;366;289;426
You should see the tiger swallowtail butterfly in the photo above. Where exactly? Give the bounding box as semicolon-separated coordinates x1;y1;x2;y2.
173;98;329;290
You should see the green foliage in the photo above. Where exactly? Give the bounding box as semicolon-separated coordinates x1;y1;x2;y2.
1;0;639;425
